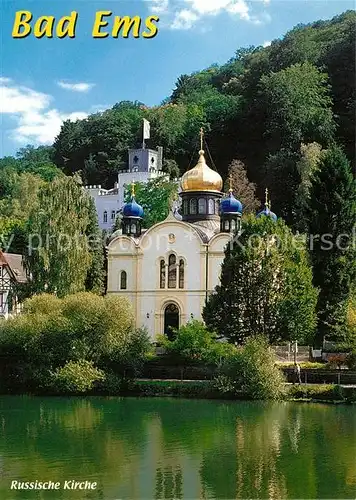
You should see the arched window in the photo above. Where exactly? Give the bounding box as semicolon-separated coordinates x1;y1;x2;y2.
231;219;236;232
168;254;177;289
120;271;127;290
215;200;220;214
198;198;206;214
131;223;137;234
160;260;165;289
224;220;229;231
190;198;197;215
183;199;188;215
103;211;108;223
111;210;116;221
208;199;215;214
179;259;184;289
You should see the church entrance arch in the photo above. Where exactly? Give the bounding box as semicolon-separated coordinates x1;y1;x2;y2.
164;303;179;340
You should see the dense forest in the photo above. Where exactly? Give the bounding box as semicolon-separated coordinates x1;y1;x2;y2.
1;11;355;228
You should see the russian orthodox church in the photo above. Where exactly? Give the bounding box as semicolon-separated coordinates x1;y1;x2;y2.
106;130;276;340
107;130;243;339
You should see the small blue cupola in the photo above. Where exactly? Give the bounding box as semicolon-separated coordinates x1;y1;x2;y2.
257;188;277;221
220;178;243;233
122;182;144;237
220;191;243;215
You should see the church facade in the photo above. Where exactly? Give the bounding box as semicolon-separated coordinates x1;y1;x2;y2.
107;135;244;340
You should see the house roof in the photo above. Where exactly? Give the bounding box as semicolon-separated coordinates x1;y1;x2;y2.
1;252;27;283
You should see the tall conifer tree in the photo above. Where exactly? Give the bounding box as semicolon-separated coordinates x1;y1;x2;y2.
306;146;356;345
203;216;318;345
85;197;105;295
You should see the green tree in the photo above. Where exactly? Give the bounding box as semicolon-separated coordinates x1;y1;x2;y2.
126;177;179;228
226;160;259;214
0;217;27;254
53;101;145;187
203;215;318;344
295;142;324;229
85;197;105;294
260;62;335;151
15;145;61;181
306;146;356;345
162;158;180;179
0;171;44;254
0;171;44;220
24;175;92;297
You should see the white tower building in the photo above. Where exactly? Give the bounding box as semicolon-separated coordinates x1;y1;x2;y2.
85;119;167;230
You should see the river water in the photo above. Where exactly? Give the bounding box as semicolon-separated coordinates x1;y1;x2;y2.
0;396;355;499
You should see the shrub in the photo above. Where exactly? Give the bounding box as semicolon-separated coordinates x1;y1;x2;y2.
327;354;345;370
23;293;62;315
159;320;237;366
52;360;105;394
109;326;152;377
213;374;238;395
276;361;326;370
0;292;140;367
345;350;356;370
288;384;345;401
96;371;125;394
220;336;287;400
132;380;215;398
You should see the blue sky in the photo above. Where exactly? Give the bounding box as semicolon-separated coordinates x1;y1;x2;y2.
0;0;354;157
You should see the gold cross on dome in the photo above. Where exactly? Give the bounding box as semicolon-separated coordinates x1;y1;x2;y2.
265;187;269;206
131;181;136;196
229;173;233;193
199;127;204;150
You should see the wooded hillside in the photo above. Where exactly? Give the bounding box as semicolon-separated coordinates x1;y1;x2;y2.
2;11;355;227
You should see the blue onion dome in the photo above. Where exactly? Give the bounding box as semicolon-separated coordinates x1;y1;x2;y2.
220;189;243;214
257;206;277;221
123;183;144;218
257;188;277;221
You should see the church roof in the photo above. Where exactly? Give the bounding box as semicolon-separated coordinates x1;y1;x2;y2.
191;219;220;243
108;213;223;246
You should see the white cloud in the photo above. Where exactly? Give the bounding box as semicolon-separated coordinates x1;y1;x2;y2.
167;0;271;30
186;0;232;15
226;0;250;20
150;0;169;13
171;9;199;30
57;81;95;92
0;78;88;145
263;40;271;47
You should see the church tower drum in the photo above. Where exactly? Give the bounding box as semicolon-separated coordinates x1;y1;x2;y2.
122;182;144;237
180;129;223;223
220;177;243;233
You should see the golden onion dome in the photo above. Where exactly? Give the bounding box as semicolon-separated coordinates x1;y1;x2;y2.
181;149;223;193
